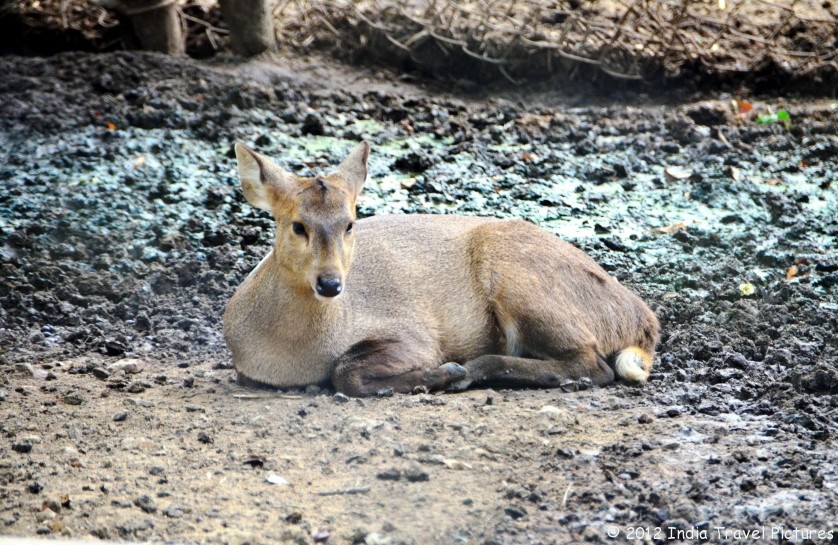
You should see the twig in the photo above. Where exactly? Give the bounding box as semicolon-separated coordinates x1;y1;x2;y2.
316;486;371;496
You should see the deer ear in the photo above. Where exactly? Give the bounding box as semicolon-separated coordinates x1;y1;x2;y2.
334;141;370;196
234;143;294;212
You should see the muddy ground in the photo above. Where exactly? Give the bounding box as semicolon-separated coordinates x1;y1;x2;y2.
0;51;837;545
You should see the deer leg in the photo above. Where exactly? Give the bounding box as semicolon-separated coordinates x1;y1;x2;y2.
331;337;463;397
450;346;614;392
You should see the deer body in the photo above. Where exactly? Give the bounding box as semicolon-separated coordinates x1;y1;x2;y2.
224;142;659;396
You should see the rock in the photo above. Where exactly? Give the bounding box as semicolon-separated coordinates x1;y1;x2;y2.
333;392;350;404
312;528;330;543
134;494;157;513
148;466;165;476
63;391;84;405
28;482;44;494
164;505;184;518
376;468;402;481
638;414;654;424
365;532;393;545
113;412;128;422
126;381;147;393
109;358;145;375
301;113;325;136
12;438;35;453
504;505;527;520
403;466;429;483
197;431;213;444
16;363;48;379
91;367;110;380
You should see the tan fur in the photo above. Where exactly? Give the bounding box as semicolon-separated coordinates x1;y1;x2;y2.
224;142;660;396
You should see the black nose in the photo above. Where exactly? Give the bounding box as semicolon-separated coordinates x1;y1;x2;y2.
315;275;343;297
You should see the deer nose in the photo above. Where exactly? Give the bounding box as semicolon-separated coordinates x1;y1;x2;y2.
315;275;343;297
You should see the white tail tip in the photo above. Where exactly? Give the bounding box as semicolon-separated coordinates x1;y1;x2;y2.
614;346;653;382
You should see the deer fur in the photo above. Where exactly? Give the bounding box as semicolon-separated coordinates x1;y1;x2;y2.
223;141;659;397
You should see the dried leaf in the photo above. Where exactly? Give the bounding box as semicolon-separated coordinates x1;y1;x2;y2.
399;118;414;134
442;458;473;470
785;265;798;280
266;474;289;486
665;166;692;180
652;222;688;235
105;121;117;130
522;151;538;162
133;156;146;169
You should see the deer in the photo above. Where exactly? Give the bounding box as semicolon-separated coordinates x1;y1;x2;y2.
223;141;660;397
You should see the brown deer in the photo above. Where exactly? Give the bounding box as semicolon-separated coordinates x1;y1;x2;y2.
223;141;659;397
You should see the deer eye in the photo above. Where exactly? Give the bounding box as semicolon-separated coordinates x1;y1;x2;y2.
291;222;307;237
346;222;354;234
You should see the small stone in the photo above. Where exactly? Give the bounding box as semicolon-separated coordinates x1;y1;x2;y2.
126;381;147;393
109;358;144;375
197;431;213;444
504;505;527;520
113;412;129;422
403;466;429;483
36;525;51;535
12;439;34;453
376;387;394;398
665;408;681;418
164;505;183;518
555;447;575;459
35;509;56;522
364;532;392;545
91;368;110;380
63;391;84;406
638;414;653;424
301;113;325;136
376;468;402;481
28;482;44;494
312;528;330;543
305;384;322;395
285;512;303;524
148;466;165;476
333;392;350;404
134;494;157;513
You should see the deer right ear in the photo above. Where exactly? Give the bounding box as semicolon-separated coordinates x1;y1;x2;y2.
234;143;274;211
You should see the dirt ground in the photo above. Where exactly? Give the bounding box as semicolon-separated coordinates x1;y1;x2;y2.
0;51;837;545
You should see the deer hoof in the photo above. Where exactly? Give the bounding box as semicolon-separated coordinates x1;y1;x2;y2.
439;362;467;379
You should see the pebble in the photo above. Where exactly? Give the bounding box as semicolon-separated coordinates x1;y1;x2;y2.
134;494;157;513
12;438;35;453
109;358;145;375
197;431;214;444
113;412;129;422
403;466;429;483
164;504;184;518
126;381;147;393
333;392;350;404
376;468;402;481
63;391;84;405
91;367;110;380
504;505;527;519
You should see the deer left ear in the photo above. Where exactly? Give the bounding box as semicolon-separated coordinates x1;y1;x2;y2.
334;141;370;197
